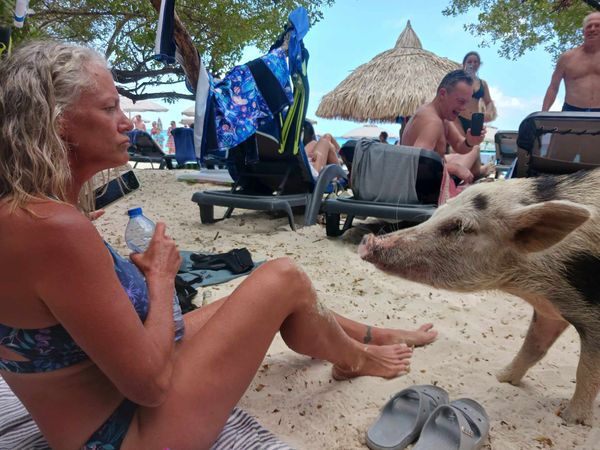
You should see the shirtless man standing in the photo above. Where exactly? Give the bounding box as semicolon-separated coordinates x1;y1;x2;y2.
542;12;600;111
401;70;486;184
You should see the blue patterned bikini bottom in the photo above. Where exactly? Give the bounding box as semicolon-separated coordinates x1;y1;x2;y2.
82;399;137;449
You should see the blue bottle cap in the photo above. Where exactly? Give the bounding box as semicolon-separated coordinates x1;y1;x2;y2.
127;207;143;217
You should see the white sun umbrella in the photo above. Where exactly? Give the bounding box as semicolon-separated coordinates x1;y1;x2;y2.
119;96;169;118
181;104;196;117
341;124;395;139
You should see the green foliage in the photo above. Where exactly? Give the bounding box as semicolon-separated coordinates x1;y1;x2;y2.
10;0;333;98
443;0;595;60
1;0;15;26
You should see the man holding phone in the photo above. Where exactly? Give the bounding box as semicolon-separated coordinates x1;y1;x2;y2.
401;70;487;184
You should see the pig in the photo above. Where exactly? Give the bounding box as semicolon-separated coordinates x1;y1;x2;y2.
358;169;600;425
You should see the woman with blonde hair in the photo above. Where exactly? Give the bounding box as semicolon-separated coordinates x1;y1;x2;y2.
0;41;436;450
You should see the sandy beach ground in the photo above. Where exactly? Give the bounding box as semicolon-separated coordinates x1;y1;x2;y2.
95;169;598;450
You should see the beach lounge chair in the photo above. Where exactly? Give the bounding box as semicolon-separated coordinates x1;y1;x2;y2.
191;123;345;230
513;111;600;178
170;127;199;168
190;7;346;230
127;130;174;169
494;130;518;179
309;139;443;237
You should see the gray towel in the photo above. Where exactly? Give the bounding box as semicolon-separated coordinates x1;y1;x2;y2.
351;139;420;204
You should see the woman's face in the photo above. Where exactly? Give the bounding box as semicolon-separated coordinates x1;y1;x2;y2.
463;55;480;74
61;65;132;177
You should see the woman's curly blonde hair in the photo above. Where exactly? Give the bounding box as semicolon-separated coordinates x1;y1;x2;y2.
0;40;108;212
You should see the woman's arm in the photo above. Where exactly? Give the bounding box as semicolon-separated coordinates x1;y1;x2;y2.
445;161;474;184
482;80;497;122
33;206;180;406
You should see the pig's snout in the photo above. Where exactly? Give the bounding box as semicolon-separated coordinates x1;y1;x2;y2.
358;234;377;261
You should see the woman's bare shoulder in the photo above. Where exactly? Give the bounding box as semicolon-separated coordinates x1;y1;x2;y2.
0;200;99;250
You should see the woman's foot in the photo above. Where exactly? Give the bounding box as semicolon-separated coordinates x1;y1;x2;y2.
368;323;438;347
332;342;412;380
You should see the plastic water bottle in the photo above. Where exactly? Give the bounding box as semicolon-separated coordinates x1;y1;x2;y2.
125;207;155;253
124;208;185;340
13;0;29;28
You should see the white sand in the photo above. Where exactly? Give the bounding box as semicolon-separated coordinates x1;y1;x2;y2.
96;170;597;450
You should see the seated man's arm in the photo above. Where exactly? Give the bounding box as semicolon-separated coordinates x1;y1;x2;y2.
408;116;444;152
447;121;484;155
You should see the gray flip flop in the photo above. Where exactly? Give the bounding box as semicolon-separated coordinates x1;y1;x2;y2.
366;385;449;450
412;398;489;450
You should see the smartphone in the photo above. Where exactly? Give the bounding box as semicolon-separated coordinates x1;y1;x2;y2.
470;112;484;137
94;170;140;210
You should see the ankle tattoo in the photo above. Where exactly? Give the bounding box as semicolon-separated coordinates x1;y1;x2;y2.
363;326;372;344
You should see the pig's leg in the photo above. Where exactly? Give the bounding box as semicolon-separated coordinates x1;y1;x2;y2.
561;339;600;425
497;311;569;384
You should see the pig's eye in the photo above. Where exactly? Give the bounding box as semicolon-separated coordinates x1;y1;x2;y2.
439;219;476;236
439;220;462;236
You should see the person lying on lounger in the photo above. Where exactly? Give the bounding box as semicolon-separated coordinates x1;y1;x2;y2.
0;41;437;450
302;120;343;176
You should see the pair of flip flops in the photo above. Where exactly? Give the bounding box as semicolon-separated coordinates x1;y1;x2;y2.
366;385;489;450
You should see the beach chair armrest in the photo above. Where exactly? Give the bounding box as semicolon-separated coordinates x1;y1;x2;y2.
304;164;348;226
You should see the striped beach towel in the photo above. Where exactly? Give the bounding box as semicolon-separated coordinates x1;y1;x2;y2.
0;377;292;450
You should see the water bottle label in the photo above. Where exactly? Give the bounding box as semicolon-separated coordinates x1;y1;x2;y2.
173;292;185;341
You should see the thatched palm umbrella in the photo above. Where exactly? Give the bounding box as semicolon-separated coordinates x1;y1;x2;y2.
316;21;460;123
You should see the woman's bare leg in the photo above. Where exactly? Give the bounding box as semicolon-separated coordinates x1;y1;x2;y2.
184;299;437;348
310;139;335;173
446;148;483;180
123;259;411;450
332;313;437;347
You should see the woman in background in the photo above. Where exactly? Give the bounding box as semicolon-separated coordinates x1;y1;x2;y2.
166;120;177;154
455;51;497;135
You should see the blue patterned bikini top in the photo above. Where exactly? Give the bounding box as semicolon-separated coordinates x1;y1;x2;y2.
0;243;185;373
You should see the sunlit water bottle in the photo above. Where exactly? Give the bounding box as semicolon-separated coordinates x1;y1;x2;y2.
125;207;184;340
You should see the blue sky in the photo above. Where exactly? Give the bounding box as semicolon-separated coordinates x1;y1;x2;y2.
150;0;568;137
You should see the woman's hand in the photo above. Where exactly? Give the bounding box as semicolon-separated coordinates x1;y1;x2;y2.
456;165;474;184
447;163;474;185
130;222;181;281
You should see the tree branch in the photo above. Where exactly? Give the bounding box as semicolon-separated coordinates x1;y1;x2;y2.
33;9;138;19
116;87;194;101
112;67;185;83
105;19;126;60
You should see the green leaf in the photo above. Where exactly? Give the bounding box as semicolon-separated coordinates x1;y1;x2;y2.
443;0;594;60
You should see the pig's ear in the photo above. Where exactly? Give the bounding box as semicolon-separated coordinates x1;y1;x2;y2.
511;200;591;253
